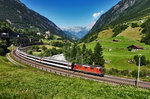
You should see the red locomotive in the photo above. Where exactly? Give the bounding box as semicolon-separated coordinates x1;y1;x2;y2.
70;63;104;77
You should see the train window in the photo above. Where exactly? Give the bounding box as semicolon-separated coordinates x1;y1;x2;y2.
84;67;87;69
91;67;94;70
99;68;103;71
79;65;82;68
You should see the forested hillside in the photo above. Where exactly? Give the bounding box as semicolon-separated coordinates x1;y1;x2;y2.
0;0;68;38
141;18;150;45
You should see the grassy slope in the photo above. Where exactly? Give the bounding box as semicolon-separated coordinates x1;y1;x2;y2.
98;29;114;38
42;39;64;44
85;25;150;71
118;26;142;41
38;45;59;49
0;56;150;98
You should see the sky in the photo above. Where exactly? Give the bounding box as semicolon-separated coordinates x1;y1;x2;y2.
20;0;120;28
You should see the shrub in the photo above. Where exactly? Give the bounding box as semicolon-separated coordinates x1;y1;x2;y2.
103;67;106;74
112;25;128;37
35;46;39;51
128;48;132;51
27;50;32;55
52;42;64;47
44;48;63;57
57;49;63;54
141;18;150;45
140;70;149;77
108;68;119;75
38;53;44;57
42;46;47;51
31;46;36;50
131;70;138;78
121;70;129;76
31;45;39;51
44;49;51;57
0;39;9;56
0;48;5;56
134;55;139;65
134;55;147;66
131;23;139;28
131;69;149;78
48;35;55;40
141;55;147;66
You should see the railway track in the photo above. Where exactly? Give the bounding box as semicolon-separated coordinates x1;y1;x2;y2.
11;49;150;89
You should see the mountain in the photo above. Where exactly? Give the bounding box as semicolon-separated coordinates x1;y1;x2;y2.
62;26;88;39
90;0;150;33
81;0;150;42
62;30;79;41
62;21;96;39
0;0;67;37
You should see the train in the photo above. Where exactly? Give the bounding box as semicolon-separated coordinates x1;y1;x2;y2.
16;48;104;77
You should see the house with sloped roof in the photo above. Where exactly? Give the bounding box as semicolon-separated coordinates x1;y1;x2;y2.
127;45;143;52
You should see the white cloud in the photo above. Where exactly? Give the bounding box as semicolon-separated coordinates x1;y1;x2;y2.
62;26;85;33
93;10;103;18
62;21;96;33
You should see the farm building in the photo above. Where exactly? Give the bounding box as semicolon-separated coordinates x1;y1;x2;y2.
0;32;9;38
112;39;119;42
127;45;143;52
95;39;99;42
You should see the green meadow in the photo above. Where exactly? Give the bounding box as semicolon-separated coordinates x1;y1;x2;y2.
85;36;150;71
0;56;150;98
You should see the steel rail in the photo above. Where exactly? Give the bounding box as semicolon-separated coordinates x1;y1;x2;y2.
11;49;150;89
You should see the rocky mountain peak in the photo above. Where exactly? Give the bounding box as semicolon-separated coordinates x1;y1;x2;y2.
111;0;136;16
89;0;142;34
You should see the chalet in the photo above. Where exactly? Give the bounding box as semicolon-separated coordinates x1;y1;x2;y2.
0;32;9;38
45;31;51;39
112;39;119;42
95;39;99;42
37;32;41;36
140;21;144;23
127;45;143;52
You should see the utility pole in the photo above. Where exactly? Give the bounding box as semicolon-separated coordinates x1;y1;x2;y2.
137;54;141;87
81;54;83;64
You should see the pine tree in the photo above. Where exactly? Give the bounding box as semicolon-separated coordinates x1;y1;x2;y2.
141;18;150;45
81;44;87;64
63;46;68;59
42;46;47;51
141;55;147;66
0;39;9;56
82;44;86;55
86;49;93;65
134;55;147;66
93;42;105;66
83;49;89;64
76;46;81;63
71;43;77;59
